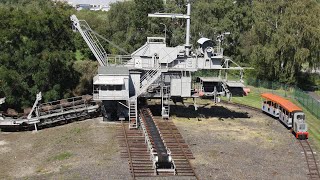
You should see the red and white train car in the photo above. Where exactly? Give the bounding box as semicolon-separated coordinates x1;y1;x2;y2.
261;93;308;139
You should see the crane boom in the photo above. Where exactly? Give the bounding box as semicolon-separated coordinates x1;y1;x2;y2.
70;15;107;66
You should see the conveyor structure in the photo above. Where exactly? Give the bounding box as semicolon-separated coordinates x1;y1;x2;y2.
0;93;100;130
140;108;176;175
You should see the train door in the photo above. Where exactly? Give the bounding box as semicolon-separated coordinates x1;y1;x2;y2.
274;103;280;117
287;113;293;127
279;106;283;120
280;109;288;126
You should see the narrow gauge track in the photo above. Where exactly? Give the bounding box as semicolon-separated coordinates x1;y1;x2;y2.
117;108;198;179
220;100;261;113
121;122;135;179
221;100;320;179
299;140;320;179
117;122;154;179
152;114;199;179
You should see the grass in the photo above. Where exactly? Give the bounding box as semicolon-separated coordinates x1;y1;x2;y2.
228;85;320;151
70;127;83;134
48;152;73;162
75;50;84;61
316;90;320;96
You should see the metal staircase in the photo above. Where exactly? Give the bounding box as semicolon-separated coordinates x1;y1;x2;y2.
222;82;231;101
161;85;171;119
71;15;107;66
128;66;163;129
128;97;138;129
137;65;163;97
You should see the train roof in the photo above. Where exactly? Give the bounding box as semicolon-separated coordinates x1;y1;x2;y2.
261;93;302;113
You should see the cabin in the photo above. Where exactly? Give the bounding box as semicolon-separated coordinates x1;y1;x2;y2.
93;66;129;101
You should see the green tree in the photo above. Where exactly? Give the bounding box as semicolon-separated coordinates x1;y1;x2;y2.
0;0;79;110
241;0;320;83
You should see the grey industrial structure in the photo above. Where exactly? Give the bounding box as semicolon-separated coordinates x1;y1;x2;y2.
70;0;245;129
0;1;247;175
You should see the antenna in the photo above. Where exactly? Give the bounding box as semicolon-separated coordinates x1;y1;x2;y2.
148;0;191;56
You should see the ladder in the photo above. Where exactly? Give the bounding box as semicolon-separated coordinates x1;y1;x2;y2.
222;82;231;101
128;97;138;129
70;15;107;66
161;85;170;119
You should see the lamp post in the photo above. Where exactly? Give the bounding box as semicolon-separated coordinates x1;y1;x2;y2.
160;23;167;41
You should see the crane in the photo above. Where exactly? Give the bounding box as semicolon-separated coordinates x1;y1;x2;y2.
70;15;130;67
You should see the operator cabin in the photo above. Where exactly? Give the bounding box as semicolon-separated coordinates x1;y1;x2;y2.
93;66;129;101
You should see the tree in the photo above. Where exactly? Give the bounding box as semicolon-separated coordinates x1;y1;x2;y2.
0;0;79;110
241;0;320;83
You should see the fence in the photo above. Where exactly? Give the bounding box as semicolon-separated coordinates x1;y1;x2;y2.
294;88;320;120
244;77;320;120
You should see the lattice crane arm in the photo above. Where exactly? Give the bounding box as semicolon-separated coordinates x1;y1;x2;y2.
70;15;107;66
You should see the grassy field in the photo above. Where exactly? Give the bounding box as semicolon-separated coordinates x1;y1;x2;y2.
228;86;320;151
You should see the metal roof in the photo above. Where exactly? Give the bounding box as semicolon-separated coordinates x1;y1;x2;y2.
94;76;124;85
197;37;211;45
261;93;302;113
199;77;222;82
98;66;129;75
226;81;245;87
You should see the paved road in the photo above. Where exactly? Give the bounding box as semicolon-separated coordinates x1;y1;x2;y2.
307;91;320;102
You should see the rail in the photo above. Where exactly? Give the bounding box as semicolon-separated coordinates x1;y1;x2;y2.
121;122;136;179
163;117;199;180
221;100;320;180
299;140;320;179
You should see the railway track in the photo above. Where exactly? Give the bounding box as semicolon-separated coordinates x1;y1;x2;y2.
299;140;320;179
153;115;199;179
117;122;154;179
221;100;320;179
220;100;261;113
117;108;198;179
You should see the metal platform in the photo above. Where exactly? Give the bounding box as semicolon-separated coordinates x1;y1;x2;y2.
0;95;100;130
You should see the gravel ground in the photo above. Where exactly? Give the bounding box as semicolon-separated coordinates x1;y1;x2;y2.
0;103;309;180
0;118;130;180
169;103;309;180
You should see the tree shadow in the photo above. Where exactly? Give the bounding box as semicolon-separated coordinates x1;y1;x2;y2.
148;104;250;119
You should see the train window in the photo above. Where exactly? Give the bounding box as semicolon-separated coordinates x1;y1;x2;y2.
297;114;305;120
115;85;122;91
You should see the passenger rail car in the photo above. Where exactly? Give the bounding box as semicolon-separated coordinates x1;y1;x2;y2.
261;93;308;139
